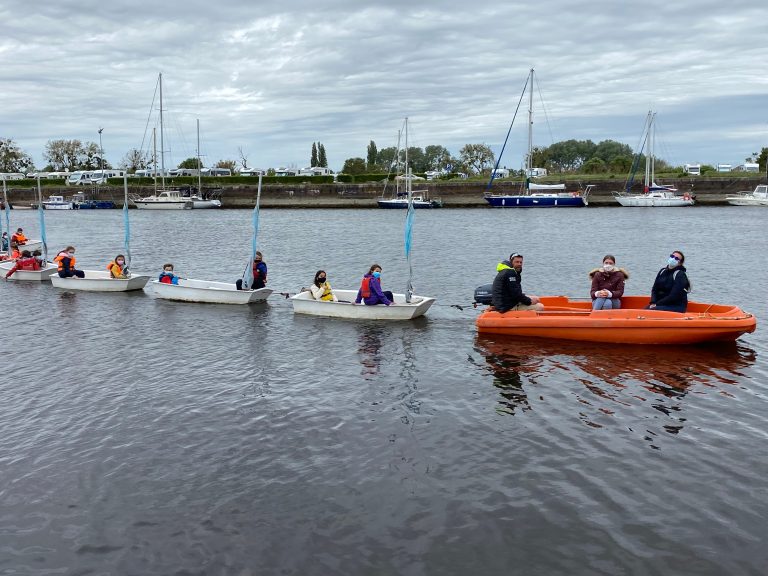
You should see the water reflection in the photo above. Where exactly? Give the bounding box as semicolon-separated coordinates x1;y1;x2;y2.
357;323;386;379
474;335;757;429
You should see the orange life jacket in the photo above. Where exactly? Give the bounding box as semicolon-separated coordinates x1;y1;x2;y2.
360;276;372;298
12;233;27;244
54;252;75;272
107;261;124;277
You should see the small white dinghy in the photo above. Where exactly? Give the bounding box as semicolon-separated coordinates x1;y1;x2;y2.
13;240;43;253
0;260;58;282
51;270;150;292
151;278;271;304
291;289;434;320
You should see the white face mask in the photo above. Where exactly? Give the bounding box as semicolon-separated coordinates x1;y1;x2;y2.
603;264;614;272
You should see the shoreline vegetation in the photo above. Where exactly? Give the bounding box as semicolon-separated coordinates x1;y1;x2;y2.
2;175;765;208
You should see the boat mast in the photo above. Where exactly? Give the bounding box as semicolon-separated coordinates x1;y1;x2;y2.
123;173;132;270
404;116;414;303
644;113;652;192
526;68;534;191
159;73;165;190
152;128;158;194
36;177;47;262
196;119;202;197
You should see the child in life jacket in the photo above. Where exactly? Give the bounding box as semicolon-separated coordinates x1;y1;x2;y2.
107;254;129;279
158;263;180;285
355;264;394;306
4;250;40;279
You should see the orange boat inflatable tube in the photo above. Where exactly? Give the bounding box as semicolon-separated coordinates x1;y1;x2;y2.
476;296;757;345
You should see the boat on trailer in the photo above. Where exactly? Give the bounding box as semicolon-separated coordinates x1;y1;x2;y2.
291;289;434;320
475;295;756;345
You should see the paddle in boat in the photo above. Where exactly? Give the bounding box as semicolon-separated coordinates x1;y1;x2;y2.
612;111;695;207
0;178;58;281
293;118;436;320
50;175;150;292
151;174;271;304
475;295;756;345
484;68;593;208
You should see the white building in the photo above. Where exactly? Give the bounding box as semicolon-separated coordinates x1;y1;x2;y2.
716;164;732;172
684;164;701;176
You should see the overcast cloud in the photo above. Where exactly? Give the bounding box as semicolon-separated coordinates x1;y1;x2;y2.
2;0;766;170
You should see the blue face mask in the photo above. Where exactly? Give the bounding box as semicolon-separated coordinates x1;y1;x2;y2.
667;257;679;267
372;271;381;279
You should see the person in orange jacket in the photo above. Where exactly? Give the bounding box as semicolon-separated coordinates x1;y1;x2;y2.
11;228;27;245
4;250;41;279
54;246;85;278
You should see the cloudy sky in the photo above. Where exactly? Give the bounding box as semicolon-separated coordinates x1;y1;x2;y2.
2;0;766;172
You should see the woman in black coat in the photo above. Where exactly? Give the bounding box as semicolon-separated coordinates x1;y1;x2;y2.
649;250;690;313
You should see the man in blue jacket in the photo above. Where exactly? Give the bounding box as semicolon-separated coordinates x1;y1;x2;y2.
491;252;543;313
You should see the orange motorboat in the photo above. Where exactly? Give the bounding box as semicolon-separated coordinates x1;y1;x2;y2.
475;296;757;345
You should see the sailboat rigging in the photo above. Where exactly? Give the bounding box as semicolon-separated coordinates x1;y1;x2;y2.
484;68;593;208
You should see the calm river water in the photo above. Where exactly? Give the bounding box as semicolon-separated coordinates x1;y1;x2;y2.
1;207;766;575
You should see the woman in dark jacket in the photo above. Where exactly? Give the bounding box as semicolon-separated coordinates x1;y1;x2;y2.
649;250;690;313
589;254;628;309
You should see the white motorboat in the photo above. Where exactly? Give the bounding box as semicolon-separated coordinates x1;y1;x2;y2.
134;189;193;210
726;184;768;206
189;196;222;209
51;270;150;291
291;289;435;320
42;195;74;210
151;279;272;304
613;111;695;207
0;260;58;281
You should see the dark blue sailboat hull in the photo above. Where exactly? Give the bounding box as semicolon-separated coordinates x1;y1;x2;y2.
484;195;586;208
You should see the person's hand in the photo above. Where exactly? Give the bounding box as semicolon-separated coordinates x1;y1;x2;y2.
649;304;656;309
530;295;541;304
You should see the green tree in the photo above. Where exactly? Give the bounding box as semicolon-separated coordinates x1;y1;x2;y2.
178;157;201;169
311;142;318;167
43;139;83;171
591;140;633;165
341;157;366;175
542;139;596;172
377;147;399;172
459;143;495;174
405;147;426;172
423;145;454;172
366;140;378;171
121;148;150;172
609;155;633;174
216;159;237;172
581;157;607;174
0;138;34;172
318;144;327;167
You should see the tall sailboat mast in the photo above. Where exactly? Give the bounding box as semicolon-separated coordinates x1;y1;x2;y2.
526;68;534;181
159;73;165;190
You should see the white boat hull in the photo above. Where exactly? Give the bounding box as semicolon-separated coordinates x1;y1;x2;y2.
14;240;43;253
291;289;435;320
151;278;272;304
42;203;74;210
614;194;694;207
726;186;768;206
191;199;222;209
135;201;192;210
50;270;150;291
0;261;58;282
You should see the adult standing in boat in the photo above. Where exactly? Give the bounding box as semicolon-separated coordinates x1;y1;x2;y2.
355;264;393;306
54;246;85;279
491;252;543;313
589;255;628;310
310;270;338;302
236;251;267;290
648;250;689;313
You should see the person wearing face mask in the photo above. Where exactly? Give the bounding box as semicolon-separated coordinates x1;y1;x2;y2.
107;254;129;279
491;252;543;313
310;270;338;302
588;255;628;310
648;250;690;313
54;246;85;278
236;251;267;290
355;264;393;306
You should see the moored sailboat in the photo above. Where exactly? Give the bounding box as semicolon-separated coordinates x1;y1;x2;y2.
484;68;592;208
613;111;694;207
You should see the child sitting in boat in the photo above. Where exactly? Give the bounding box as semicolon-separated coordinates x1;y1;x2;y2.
158;263;180;285
588;255;628;310
11;228;27;246
4;250;40;279
107;254;129;279
1;232;8;252
310;270;338;302
355;264;393;306
54;246;85;278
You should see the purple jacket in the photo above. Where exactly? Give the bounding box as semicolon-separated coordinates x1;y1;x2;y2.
355;273;391;306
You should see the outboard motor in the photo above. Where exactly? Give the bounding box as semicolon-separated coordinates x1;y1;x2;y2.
473;283;493;305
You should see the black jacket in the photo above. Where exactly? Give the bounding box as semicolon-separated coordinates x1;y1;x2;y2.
650;265;689;310
491;261;531;312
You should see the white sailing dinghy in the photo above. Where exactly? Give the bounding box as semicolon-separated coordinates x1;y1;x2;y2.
51;175;150;292
151;174;271;304
292;117;436;320
0;179;43;256
0;178;58;281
